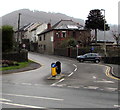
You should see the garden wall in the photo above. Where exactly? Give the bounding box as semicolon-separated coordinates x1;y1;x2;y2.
103;57;120;65
2;52;28;62
54;47;120;65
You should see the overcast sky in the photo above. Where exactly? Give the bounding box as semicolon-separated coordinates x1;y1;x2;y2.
0;0;119;25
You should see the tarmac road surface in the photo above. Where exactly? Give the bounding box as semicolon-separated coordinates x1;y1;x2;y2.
1;52;119;109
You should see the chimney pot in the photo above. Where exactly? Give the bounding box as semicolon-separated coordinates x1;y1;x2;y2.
47;23;51;29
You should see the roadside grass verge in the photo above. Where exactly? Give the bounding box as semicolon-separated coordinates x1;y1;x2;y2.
0;60;33;71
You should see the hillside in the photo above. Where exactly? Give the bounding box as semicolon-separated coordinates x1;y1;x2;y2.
0;9;84;29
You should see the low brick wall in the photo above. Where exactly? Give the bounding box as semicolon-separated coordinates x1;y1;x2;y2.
2;52;28;62
54;48;120;65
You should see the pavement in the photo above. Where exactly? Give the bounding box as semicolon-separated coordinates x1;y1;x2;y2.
106;64;120;79
2;61;41;74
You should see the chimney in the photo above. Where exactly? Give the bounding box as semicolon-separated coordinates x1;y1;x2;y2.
47;23;51;29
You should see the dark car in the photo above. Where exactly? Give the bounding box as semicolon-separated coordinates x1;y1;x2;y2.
77;53;101;63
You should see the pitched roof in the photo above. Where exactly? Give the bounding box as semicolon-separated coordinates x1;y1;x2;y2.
52;20;83;29
38;20;83;36
19;23;34;31
29;23;42;32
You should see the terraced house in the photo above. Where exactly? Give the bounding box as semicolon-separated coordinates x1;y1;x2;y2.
38;20;91;54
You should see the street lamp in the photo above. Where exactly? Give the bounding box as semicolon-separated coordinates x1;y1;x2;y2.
101;9;107;56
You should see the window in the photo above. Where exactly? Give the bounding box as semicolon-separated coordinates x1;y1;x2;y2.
39;45;42;48
73;31;76;37
39;36;42;41
43;34;46;40
44;45;46;50
56;32;61;38
62;31;66;38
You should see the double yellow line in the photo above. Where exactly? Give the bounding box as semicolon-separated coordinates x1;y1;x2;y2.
105;65;120;80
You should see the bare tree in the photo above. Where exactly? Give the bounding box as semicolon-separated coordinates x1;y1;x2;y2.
112;31;120;46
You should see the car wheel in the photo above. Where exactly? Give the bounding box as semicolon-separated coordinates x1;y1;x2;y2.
95;59;100;63
79;59;84;62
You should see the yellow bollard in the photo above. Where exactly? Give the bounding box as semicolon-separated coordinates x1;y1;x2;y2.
51;63;57;77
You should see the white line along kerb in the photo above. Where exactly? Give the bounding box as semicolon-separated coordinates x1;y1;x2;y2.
0;98;12;102
0;101;45;109
2;93;64;101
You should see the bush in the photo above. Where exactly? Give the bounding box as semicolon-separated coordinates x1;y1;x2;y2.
2;25;14;52
1;60;19;67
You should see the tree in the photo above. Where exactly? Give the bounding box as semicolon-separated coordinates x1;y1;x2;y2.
2;25;14;52
85;9;110;44
112;31;120;45
56;37;77;48
67;38;77;47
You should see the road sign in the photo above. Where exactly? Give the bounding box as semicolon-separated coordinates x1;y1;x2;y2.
76;45;79;48
23;44;26;48
51;36;53;42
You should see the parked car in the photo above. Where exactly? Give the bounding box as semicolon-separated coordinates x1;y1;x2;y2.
77;53;101;63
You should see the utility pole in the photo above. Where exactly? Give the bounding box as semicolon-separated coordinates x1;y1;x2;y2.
17;13;21;43
17;13;21;52
101;9;106;56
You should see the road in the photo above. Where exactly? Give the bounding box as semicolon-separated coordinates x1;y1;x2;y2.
1;52;119;109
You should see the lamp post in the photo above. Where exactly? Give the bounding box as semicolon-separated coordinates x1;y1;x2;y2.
101;9;107;56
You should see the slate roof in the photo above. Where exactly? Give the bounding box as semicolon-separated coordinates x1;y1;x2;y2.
29;23;42;32
38;20;84;36
18;23;34;32
52;20;83;29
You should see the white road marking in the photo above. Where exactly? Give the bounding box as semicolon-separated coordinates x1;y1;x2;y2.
72;86;80;89
100;89;104;91
73;64;77;67
0;101;45;108
68;72;74;77
56;85;64;87
74;68;77;72
94;80;115;83
2;93;64;101
105;87;117;91
84;86;99;89
67;86;75;88
0;98;12;102
51;78;65;86
21;83;32;86
68;64;77;77
114;105;120;107
93;76;96;79
51;63;77;86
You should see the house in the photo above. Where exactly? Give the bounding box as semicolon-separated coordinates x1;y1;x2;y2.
14;23;34;50
15;23;34;42
37;20;91;54
29;23;47;51
15;22;47;51
30;23;47;43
